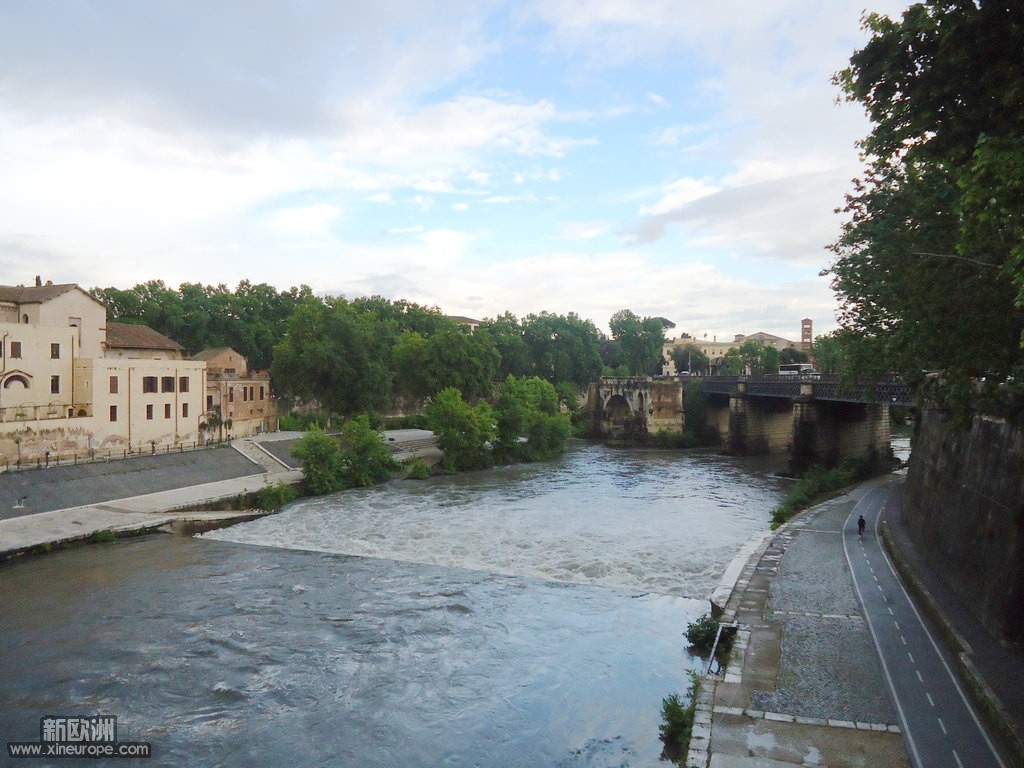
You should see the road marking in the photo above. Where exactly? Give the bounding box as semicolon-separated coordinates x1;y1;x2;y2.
908;651;915;664
901;634;907;645
888;607;894;615
926;692;935;707
954;749;965;768
916;670;923;683
939;718;947;735
894;620;900;630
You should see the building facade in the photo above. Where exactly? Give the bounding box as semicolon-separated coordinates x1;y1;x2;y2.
191;347;277;439
0;282;208;464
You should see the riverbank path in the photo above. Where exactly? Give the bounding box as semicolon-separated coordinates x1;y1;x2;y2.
848;482;1005;767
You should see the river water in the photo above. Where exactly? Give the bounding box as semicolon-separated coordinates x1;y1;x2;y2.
0;442;786;767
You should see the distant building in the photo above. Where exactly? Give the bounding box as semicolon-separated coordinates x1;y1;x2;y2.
661;326;803;376
446;315;481;333
0;280;207;463
190;347;277;438
801;318;813;351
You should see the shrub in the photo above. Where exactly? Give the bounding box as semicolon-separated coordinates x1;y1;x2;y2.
292;426;345;495
254;481;298;511
770;459;872;527
339;415;400;488
659;672;700;762
404;457;433;480
686;613;733;656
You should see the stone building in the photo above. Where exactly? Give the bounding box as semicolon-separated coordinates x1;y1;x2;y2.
190;347;277;438
0;280;207;464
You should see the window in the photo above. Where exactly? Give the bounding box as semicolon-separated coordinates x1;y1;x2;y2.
110;405;117;422
146;404;154;420
229;388;234;403
182;403;189;418
161;376;175;393
207;395;214;410
243;387;248;402
109;376;118;394
164;404;171;419
143;376;157;393
9;341;21;359
179;376;189;393
51;343;60;359
50;375;60;394
249;386;255;401
259;386;265;400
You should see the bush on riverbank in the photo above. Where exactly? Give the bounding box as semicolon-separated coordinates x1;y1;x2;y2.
254;480;299;511
659;672;700;763
403;457;433;479
770;458;871;528
293;419;400;494
685;613;734;657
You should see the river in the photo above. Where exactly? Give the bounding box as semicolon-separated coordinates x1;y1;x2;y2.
0;442;786;767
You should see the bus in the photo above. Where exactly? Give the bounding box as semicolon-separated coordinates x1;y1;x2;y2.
778;363;816;376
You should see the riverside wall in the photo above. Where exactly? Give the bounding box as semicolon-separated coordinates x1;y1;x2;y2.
902;407;1024;642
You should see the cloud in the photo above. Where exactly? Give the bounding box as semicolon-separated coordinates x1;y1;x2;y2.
557;221;611;240
0;1;497;139
630;170;848;266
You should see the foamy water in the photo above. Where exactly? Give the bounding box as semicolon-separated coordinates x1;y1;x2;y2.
204;442;785;599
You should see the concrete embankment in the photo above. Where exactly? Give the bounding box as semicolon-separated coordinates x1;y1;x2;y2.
0;433;308;561
0;430;441;562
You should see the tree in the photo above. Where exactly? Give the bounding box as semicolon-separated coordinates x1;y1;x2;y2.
339;415;399;487
737;340;779;376
779;347;809;365
425;387;496;473
810;332;848;375
392;326;500;402
670;343;709;375
521;312;603;388
292;426;345;495
492;376;571;461
826;1;1024;398
477;312;532;380
271;297;392;420
720;348;744;376
609;309;669;376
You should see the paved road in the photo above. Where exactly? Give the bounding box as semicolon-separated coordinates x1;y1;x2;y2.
845;480;1007;768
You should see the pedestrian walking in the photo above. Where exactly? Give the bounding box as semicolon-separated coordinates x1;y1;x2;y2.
858;514;866;537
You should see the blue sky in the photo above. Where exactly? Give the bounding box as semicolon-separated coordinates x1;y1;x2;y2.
0;0;911;340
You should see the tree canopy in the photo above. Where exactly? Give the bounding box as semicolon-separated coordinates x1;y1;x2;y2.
608;309;669;376
826;1;1024;399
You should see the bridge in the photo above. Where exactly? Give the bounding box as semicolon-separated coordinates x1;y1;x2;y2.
586;374;914;473
700;374;914;406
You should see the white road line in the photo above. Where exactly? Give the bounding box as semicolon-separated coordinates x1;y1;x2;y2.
954;749;965;768
901;635;907;645
908;651;915;664
916;670;924;683
871;493;1007;767
939;718;948;735
926;692;935;707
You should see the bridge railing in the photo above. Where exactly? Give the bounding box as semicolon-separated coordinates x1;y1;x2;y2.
696;374;913;405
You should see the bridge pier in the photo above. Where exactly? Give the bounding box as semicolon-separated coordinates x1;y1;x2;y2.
707;377;897;473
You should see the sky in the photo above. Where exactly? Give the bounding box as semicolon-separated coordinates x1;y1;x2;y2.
0;0;912;341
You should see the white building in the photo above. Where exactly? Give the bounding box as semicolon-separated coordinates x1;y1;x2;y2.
0;281;207;464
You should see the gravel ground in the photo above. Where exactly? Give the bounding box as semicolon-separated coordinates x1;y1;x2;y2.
751;499;899;724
